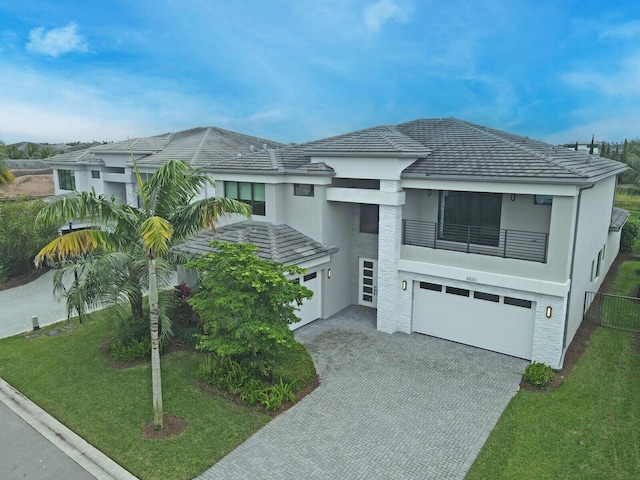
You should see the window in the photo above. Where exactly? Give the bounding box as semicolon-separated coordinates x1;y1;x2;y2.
590;259;595;282
504;297;532;308
225;182;266;215
294;184;314;197
438;191;502;246
474;291;499;302
445;286;470;297
360;204;379;234
58;169;76;190
595;249;602;278
91;170;100;179
420;282;442;292
534;195;553;205
303;272;317;282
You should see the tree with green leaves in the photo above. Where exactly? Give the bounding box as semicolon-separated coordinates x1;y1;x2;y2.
0;199;58;281
35;159;251;429
187;241;313;366
0;141;15;186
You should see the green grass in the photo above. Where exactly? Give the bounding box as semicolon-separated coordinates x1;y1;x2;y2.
598;261;640;332
615;190;640;255
467;262;640;480
0;311;269;480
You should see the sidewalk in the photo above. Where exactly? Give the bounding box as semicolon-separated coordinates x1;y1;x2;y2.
0;273;138;480
0;270;69;338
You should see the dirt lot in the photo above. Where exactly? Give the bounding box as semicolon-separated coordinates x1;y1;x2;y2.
0;173;54;198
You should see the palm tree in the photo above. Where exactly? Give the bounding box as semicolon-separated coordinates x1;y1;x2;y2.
35;159;251;429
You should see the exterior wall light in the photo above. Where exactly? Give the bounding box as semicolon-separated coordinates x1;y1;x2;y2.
511;194;516;201
427;189;432;196
402;280;407;290
327;269;331;279
545;306;552;318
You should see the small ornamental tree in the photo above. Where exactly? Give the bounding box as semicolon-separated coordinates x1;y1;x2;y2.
186;241;313;365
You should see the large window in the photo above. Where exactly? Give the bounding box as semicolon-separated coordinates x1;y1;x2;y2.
58;169;76;190
438;191;502;246
360;204;379;234
225;182;266;215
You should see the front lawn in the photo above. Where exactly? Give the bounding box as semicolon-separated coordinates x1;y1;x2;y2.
467;262;640;479
0;310;270;480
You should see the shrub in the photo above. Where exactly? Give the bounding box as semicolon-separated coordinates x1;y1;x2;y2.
198;353;299;411
523;361;555;387
0;199;58;277
108;337;151;361
107;313;166;361
620;220;639;254
270;341;317;391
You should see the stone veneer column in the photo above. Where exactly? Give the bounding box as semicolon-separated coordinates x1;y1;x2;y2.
376;180;403;334
125;169;137;207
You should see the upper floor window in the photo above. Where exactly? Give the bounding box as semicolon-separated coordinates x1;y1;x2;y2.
360;204;379;234
438;191;502;246
91;170;101;179
294;184;314;197
225;181;266;215
534;195;552;205
58;169;76;190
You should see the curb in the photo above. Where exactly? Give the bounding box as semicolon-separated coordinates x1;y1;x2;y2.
0;377;138;480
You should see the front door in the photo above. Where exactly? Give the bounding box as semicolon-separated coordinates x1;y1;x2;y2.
359;258;378;308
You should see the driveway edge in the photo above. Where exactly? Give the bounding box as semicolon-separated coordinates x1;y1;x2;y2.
0;377;138;480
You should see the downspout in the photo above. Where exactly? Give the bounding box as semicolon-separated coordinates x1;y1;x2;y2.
560;182;595;366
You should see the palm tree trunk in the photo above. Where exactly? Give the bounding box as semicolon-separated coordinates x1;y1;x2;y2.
148;255;164;429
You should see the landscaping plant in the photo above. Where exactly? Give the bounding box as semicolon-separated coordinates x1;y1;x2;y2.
34;160;250;429
523;361;555;387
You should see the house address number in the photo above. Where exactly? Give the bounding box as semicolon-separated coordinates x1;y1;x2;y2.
466;276;478;282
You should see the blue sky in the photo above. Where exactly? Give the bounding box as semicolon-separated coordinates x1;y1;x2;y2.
0;0;639;146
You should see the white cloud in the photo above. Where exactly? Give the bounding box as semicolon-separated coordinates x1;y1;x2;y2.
561;52;640;97
363;0;409;32
27;23;88;58
599;20;640;40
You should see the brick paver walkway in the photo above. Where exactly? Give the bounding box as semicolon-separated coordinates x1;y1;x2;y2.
198;306;526;480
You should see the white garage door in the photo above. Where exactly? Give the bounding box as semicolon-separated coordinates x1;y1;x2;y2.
412;281;535;359
290;271;322;330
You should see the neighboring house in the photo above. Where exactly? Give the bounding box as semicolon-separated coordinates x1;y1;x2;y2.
49;118;628;369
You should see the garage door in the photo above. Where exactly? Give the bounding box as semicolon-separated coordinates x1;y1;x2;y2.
412;281;534;359
290;271;322;330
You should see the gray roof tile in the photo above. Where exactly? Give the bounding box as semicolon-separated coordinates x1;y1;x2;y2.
610;207;630;232
47;119;627;184
177;221;338;265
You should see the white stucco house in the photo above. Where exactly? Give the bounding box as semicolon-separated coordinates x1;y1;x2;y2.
48;118;628;369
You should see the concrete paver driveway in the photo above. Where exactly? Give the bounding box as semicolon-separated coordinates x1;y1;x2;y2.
198;306;526;480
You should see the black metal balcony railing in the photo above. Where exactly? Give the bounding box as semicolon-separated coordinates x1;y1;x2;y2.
402;220;548;263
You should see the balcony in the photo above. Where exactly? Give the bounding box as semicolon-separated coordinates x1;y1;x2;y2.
402;220;548;263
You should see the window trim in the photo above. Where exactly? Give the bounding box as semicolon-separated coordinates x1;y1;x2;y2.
224;181;266;216
294;184;314;197
58;169;76;191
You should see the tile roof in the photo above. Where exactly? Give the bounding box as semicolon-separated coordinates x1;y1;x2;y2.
397;118;627;183
176;221;338;265
203;118;627;183
610;207;630;232
48;127;286;168
47;119;627;184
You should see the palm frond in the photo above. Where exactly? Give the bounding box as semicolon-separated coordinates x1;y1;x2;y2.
171;196;251;240
139;216;174;256
35;230;111;267
140;160;212;217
